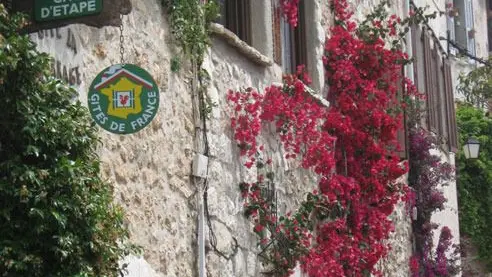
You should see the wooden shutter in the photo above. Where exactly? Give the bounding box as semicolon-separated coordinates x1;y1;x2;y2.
423;29;437;132
240;0;252;45
443;59;458;152
293;0;307;67
272;0;282;64
440;57;450;143
396;70;408;159
411;24;419;89
224;0;251;45
385;69;407;159
433;47;444;138
397;114;408;159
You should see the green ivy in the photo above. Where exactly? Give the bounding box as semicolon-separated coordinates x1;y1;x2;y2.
162;0;220;64
457;104;492;271
0;6;136;277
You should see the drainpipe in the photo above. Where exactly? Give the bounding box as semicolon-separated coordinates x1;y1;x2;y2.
190;58;208;277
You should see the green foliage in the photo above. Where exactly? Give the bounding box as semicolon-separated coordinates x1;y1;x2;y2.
162;0;220;65
456;104;492;270
457;59;492;110
356;1;437;51
0;6;136;277
170;56;181;72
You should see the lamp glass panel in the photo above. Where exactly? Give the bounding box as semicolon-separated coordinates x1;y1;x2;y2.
463;144;471;159
469;143;480;159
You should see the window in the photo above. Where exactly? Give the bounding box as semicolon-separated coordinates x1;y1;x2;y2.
272;0;307;73
421;28;458;152
488;0;492;53
433;47;444;136
217;0;252;45
449;0;476;56
488;18;492;52
423;31;438;133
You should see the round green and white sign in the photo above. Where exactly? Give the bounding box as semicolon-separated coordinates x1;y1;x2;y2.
88;64;159;134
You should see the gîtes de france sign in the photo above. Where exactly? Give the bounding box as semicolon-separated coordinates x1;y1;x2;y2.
35;0;103;22
88;64;160;135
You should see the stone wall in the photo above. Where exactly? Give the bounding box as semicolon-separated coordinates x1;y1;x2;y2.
29;0;416;276
200;33;322;276
472;0;489;59
31;1;197;275
372;172;413;277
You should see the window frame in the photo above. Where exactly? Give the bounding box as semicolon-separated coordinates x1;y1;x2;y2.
217;0;252;45
272;0;308;73
450;0;476;57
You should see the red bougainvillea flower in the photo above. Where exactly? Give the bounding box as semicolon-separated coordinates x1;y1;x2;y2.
227;0;422;275
280;0;300;26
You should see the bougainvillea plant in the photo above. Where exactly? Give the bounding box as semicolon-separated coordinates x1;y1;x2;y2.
407;125;459;277
409;227;460;277
280;0;301;26
227;0;431;275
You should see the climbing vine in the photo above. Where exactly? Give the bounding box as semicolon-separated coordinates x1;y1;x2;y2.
162;0;303;63
456;104;492;271
227;0;431;275
161;0;220;67
0;6;137;277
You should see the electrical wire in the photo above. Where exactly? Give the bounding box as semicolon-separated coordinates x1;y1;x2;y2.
431;0;445;14
410;0;490;67
441;35;492;66
197;66;238;260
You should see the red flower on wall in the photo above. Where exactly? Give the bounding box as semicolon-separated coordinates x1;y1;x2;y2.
227;0;426;275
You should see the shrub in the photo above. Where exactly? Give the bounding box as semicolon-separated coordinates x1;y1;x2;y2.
0;6;135;277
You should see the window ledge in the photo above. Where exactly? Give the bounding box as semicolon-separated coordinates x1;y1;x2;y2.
449;54;475;67
272;82;330;108
209;23;273;67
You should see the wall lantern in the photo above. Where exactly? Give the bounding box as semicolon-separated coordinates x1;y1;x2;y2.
463;137;480;159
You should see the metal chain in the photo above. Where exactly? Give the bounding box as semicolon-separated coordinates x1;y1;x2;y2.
119;14;125;64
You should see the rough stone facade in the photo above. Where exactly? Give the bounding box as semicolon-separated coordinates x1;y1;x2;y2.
27;0;454;276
